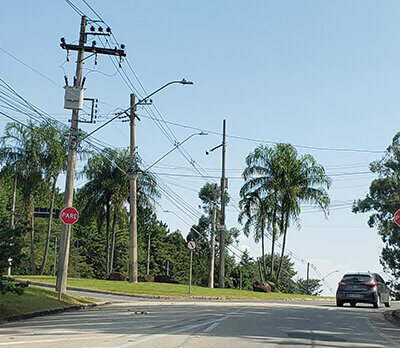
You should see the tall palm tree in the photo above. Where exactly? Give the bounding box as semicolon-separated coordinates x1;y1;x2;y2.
238;191;270;280
275;150;330;282
240;144;330;284
240;145;281;280
0;121;43;274
38;121;69;275
80;148;158;276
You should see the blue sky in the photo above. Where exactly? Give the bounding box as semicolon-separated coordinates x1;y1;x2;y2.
2;1;400;294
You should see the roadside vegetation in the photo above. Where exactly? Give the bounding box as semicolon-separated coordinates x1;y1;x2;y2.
0;114;330;297
14;276;330;300
0;285;99;321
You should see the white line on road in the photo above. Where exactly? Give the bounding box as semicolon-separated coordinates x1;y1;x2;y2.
203;322;220;332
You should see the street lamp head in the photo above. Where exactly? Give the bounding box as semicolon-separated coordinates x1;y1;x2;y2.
205;149;211;155
180;79;194;85
199;131;208;136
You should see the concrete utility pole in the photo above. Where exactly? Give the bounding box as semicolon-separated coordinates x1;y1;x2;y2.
306;262;310;294
129;94;138;283
56;16;126;299
205;120;227;289
56;16;87;299
219;119;227;288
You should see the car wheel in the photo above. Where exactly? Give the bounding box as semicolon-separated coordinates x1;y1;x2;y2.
373;295;380;308
336;300;343;307
350;301;356;307
385;296;391;308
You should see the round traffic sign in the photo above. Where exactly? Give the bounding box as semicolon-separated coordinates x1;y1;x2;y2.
394;209;400;227
60;206;79;225
186;240;197;251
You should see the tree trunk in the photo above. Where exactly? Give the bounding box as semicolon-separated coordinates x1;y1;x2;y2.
10;174;17;229
105;202;111;276
276;208;290;283
208;203;217;288
39;178;57;275
146;232;151;275
270;208;277;279
261;219;267;281
29;194;36;275
258;259;265;283
110;210;117;274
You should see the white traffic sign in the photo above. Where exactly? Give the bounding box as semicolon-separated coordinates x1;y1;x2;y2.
186;240;197;251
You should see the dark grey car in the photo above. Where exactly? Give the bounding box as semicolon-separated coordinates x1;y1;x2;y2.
336;273;391;308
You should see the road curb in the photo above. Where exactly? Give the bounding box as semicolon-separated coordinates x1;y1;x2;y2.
383;309;400;326
0;301;110;325
18;280;335;302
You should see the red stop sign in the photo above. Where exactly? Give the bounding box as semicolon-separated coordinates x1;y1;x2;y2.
60;206;79;225
394;209;400;227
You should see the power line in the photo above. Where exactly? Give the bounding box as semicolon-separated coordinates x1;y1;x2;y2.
135;113;385;154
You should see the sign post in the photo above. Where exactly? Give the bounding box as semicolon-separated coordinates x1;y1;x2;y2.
394;209;400;227
186;240;197;294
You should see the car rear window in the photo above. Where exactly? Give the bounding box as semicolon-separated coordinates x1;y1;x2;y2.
342;275;372;283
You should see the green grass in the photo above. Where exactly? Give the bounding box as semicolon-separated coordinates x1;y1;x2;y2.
0;285;100;321
14;275;333;301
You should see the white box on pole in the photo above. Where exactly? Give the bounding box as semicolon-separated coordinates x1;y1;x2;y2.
64;86;84;110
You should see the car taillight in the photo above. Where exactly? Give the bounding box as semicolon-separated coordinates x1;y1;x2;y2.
338;282;346;287
364;282;377;287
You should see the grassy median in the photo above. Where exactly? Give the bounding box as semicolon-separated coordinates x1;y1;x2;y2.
14;275;332;300
0;285;100;322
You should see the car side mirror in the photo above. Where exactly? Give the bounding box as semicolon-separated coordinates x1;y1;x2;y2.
385;281;390;286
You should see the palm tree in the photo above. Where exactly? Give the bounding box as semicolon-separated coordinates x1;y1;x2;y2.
240;144;330;284
240;145;281;280
238;191;270;280
0;121;43;274
275;150;330;282
80;148;158;276
37;121;69;275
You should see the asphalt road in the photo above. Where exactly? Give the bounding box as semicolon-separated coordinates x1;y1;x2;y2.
1;289;400;347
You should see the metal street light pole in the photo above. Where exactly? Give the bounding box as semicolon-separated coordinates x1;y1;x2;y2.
129;79;194;283
321;270;339;281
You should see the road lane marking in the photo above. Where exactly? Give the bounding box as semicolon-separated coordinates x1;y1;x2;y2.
203;322;219;332
93;308;242;348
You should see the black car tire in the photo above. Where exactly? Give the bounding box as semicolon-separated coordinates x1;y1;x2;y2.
350;301;356;307
373;295;380;308
336;300;344;307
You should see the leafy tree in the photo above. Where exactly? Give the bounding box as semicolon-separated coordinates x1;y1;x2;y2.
199;183;220;288
353;132;400;287
0;224;28;295
296;278;322;296
0;121;43;274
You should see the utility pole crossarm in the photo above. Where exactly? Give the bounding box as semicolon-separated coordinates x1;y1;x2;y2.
60;42;126;57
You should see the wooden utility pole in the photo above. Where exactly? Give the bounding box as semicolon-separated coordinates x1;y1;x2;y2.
306;262;310;294
129;94;138;283
56;16;126;299
208;201;217;288
56;16;87;299
219;119;227;288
